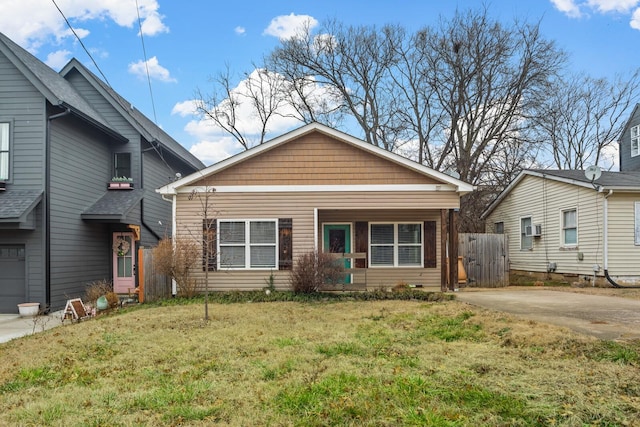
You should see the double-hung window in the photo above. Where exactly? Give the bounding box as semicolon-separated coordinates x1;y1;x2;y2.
562;208;577;246
0;122;9;181
370;223;422;267
632;125;640;157
635;202;640;246
520;217;532;250
218;220;277;269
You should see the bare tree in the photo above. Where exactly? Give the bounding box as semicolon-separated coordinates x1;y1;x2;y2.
188;181;217;321
534;70;640;170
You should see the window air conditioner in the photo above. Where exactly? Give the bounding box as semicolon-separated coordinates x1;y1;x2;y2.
533;224;542;237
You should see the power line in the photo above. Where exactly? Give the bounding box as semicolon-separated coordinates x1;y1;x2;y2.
135;0;159;125
50;0;111;87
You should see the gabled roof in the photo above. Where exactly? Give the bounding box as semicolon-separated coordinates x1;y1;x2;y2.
157;122;474;195
60;59;204;171
620;103;640;142
0;32;125;142
482;169;640;219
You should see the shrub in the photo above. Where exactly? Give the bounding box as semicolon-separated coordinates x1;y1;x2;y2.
152;237;200;298
289;250;345;293
84;280;113;306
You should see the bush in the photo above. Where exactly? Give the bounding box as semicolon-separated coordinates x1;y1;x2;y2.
289;250;345;293
152;237;200;297
84;280;113;306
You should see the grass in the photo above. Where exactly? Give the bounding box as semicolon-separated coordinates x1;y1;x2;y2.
1;291;640;426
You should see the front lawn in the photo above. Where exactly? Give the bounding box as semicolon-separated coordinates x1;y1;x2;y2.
1;292;639;426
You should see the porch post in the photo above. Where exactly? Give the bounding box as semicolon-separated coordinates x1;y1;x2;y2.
448;209;459;291
440;209;448;291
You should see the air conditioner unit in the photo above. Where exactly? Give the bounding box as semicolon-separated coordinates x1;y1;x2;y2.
525;224;542;237
533;224;542;237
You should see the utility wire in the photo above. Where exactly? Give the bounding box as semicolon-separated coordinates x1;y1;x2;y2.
51;0;111;87
135;0;159;125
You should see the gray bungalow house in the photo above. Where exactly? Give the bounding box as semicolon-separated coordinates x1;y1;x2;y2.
0;32;204;313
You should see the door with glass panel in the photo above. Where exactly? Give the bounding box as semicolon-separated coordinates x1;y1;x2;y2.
323;224;351;284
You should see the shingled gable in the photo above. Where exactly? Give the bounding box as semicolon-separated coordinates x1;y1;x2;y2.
157;122;474;195
59;59;203;170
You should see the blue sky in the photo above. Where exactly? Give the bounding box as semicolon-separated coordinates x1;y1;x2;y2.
1;0;639;165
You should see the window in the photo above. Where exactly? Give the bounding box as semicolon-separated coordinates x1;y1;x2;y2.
632;125;640;157
114;152;131;179
218;220;277;269
370;223;422;267
0;122;9;181
520;217;532;250
494;222;504;234
562;208;577;246
635;202;640;246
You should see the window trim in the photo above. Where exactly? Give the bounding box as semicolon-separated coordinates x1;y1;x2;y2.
494;221;504;234
0;121;12;182
520;216;533;250
217;219;278;270
631;124;640;157
369;222;423;268
113;152;132;179
561;208;578;247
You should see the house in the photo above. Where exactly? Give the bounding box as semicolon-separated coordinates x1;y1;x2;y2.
156;123;474;293
482;104;640;287
482;169;640;286
0;32;204;313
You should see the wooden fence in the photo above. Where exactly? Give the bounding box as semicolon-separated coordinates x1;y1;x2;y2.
458;233;509;287
138;247;172;302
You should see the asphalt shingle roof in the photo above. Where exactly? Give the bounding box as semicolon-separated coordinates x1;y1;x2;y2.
0;190;43;220
81;189;145;221
527;169;640;188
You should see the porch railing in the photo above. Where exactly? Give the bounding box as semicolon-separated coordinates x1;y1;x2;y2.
323;252;367;291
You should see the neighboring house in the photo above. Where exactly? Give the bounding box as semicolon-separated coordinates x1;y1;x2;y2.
157;123;474;293
482;170;640;286
0;32;204;313
620;103;640;172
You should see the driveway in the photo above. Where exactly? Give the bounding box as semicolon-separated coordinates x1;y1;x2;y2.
455;288;640;341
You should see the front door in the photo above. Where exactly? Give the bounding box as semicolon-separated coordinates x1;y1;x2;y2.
113;232;135;293
323;224;351;284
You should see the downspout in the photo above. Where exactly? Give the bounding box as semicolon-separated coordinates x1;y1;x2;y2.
603;189;640;288
46;107;72;310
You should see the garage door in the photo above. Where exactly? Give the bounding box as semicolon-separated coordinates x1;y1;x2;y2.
0;245;26;313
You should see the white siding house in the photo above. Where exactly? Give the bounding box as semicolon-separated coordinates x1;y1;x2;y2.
483;170;640;286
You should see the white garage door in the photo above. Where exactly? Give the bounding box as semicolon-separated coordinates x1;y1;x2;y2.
0;245;26;313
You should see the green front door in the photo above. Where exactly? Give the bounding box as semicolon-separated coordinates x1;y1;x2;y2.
323;224;351;284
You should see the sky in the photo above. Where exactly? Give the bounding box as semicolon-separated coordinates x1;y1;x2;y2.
1;0;639;166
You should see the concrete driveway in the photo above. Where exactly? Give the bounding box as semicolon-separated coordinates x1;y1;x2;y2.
455;288;640;341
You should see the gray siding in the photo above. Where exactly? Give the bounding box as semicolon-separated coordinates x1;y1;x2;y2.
141;146;177;244
48;114;112;309
0;51;46;310
620;106;640;172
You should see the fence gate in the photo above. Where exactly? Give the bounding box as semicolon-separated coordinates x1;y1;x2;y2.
138;247;172;302
458;233;509;287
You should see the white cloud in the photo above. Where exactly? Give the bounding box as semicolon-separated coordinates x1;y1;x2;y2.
171;100;198;117
44;49;72;70
235;26;246;35
550;0;584;17
551;0;640;29
189;137;242;165
263;13;318;40
0;0;167;52
587;0;640;13
631;6;640;28
128;56;176;83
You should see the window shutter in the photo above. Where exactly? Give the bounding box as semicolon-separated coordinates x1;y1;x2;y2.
203;219;217;271
424;221;437;268
278;218;292;270
355;221;368;268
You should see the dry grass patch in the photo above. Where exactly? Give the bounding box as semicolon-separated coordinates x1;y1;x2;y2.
1;299;639;426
